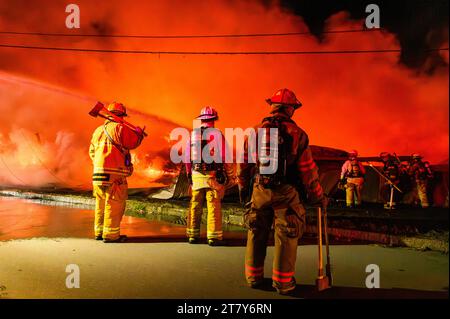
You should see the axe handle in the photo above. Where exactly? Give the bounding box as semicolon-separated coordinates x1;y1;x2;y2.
323;208;332;284
317;207;324;277
97;111;147;137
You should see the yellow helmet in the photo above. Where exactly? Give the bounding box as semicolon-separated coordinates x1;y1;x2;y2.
107;102;127;117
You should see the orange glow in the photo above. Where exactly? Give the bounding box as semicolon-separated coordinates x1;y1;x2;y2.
0;1;448;188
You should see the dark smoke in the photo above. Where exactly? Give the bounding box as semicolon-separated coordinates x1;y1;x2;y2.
280;0;449;73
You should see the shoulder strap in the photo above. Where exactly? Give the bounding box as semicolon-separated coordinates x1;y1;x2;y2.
103;122;127;155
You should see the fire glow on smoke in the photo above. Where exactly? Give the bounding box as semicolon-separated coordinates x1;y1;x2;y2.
0;0;448;188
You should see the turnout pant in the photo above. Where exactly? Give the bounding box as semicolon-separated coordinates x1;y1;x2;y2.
345;177;364;207
244;183;306;290
93;176;128;240
187;187;223;240
416;180;429;208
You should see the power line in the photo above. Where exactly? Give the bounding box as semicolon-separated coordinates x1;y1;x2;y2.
19;130;68;186
0;155;26;185
0;28;383;39
0;43;447;55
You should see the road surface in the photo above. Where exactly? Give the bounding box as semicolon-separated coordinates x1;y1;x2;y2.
0;197;448;299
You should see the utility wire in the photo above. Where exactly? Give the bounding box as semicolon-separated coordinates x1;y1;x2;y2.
19;130;68;186
0;155;26;185
0;28;383;39
0;43;447;55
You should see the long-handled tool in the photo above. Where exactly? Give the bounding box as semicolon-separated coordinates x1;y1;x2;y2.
389;185;395;210
368;162;402;193
323;207;332;286
316;207;331;291
368;162;401;210
88;102;147;137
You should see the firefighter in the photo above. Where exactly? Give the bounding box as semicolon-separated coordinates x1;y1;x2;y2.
340;150;365;208
408;153;433;208
89;102;144;243
185;106;232;246
379;152;401;209
237;88;326;295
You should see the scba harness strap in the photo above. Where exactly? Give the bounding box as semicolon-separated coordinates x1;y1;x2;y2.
103;122;132;168
258;116;294;188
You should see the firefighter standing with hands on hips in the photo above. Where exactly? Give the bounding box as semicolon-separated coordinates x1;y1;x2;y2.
237;88;327;295
89;102;145;243
408;153;433;208
339;150;366;208
185;106;233;246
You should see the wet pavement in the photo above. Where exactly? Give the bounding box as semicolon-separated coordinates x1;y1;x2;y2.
0;197;187;240
0;197;246;241
0;196;448;299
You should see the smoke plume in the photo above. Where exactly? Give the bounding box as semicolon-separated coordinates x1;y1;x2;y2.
0;0;448;188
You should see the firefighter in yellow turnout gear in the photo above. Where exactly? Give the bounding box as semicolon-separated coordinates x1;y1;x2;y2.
89;102;144;243
237;89;326;295
340;150;366;208
186;107;233;246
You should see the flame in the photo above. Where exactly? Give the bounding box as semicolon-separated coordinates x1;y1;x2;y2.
0;1;448;189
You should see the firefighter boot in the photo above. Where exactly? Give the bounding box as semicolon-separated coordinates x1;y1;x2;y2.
208;239;226;246
189;237;200;244
273;278;297;295
103;235;128;243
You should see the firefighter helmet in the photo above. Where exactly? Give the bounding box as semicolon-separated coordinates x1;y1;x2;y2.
107;102;127;117
411;153;422;160
379;152;390;160
196;106;218;121
348;150;358;158
266;88;302;109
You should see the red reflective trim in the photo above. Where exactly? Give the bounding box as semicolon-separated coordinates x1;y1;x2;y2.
299;158;314;167
245;265;264;271
312;183;322;193
272;275;293;283
273;269;295;277
300;164;316;172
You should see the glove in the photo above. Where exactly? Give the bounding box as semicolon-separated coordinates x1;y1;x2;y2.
238;186;248;205
216;170;227;185
338;178;346;190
